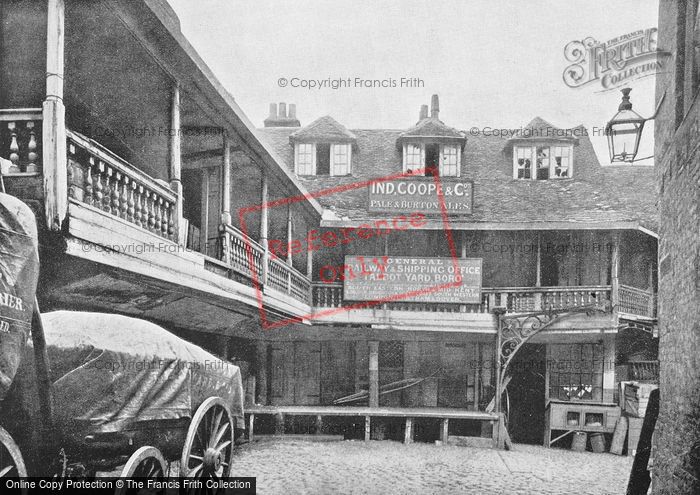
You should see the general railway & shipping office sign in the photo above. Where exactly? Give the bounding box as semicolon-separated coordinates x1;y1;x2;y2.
368;178;473;214
342;256;482;304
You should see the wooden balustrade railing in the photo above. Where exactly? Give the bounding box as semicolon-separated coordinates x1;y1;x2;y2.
67;130;177;240
618;284;656;318
220;225;310;304
0;109;42;173
311;284;614;314
221;223;264;280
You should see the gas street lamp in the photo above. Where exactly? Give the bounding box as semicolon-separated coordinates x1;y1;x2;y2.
604;87;664;164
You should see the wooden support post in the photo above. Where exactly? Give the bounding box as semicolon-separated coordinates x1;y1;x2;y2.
255;342;268;405
260;172;269;284
611;232;620;309
368;341;379;408
248;414;255;441
274;412;284;435
220;134;231;225
364;416;371;441
404;418;413;444
315;415;323;435
43;0;67;230
439;419;449;443
199;168;210;254
169;83;184;244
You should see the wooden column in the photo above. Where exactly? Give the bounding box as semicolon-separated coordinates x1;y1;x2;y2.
368;341;379;408
286;206;293;266
260;172;269;284
255;342;268;405
220;134;231;225
534;232;543;310
199;168;210;254
170;84;185;244
611;232;620;310
439;418;449;443
404;418;413;444
42;0;67;230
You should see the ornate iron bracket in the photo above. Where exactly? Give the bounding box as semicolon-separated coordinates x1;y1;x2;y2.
493;302;610;415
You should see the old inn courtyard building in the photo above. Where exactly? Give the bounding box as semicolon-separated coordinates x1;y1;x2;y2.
1;0;658;451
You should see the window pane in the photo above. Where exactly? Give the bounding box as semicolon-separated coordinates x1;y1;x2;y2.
332;144;350;176
405;144;423;171
515;147;532;179
553;146;571;178
536;147;550;180
440;145;459;176
296;143;314;175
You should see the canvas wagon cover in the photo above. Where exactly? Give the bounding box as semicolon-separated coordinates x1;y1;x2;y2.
31;311;244;439
0;193;39;401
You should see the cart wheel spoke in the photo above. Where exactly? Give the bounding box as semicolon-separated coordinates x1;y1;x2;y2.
209;410;224;447
213;422;230;446
189;463;204;477
214;440;232;454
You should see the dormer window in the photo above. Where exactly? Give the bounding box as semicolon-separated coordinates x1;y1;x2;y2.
402;143;461;176
513;145;573;180
293;142;352;176
289;116;356;176
398;95;466;177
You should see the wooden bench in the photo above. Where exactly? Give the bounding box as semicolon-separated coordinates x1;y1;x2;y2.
245;405;503;447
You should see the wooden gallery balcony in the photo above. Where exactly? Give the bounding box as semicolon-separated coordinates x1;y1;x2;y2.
312;282;655;329
57;130;313;319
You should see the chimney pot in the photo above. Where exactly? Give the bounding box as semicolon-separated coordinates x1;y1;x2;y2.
268;103;278;119
430;94;439;119
419;105;429;120
288;104;297;119
278;102;287;119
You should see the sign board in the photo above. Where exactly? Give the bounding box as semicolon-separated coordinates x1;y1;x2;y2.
368;178;473;214
342;256;482;304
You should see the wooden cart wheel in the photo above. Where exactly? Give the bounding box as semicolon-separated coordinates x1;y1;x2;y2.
180;397;234;477
119;445;166;479
0;425;27;477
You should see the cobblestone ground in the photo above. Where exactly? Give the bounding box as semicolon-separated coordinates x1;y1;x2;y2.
232;439;634;495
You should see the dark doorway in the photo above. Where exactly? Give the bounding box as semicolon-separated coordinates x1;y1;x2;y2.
506;343;546;444
425;143;439;175
316;144;331;175
540;248;559;287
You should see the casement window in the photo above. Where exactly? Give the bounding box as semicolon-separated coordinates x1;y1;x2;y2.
330;143;351;176
548;343;604;402
439;145;460;177
513;145;573;180
295;143;315;175
403;143;424;172
403;143;460;176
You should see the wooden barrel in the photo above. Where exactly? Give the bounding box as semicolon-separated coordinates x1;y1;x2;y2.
590;432;606;453
571;431;587;451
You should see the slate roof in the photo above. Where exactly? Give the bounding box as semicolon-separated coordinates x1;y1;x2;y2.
289;116;357;142
258;117;658;232
399;117;466;141
505;117;579;147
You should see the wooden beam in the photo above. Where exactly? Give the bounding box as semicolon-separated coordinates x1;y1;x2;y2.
42;0;67;230
364;416;371;441
440;418;449;443
199;168;210;254
182;147;241;163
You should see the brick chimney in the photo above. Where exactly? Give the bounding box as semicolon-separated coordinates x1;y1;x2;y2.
263;102;301;127
419;104;429;120
430;94;439;119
